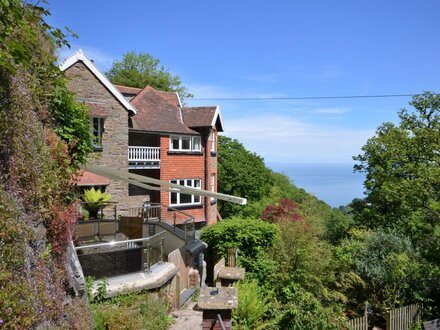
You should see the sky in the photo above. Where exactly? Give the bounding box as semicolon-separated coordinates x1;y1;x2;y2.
47;0;440;166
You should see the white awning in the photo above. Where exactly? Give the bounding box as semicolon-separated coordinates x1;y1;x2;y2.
84;165;247;205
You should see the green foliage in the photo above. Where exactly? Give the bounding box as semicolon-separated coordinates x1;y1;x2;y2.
50;84;93;167
106;50;192;99
353;91;440;314
0;1;92;327
233;279;271;330
94;278;108;304
201;217;278;284
353;92;440;259
83;188;112;218
218;136;274;217
90;291;172;330
201;217;278;260
85;276;94;302
275;283;344;330
324;207;353;244
335;229;424;312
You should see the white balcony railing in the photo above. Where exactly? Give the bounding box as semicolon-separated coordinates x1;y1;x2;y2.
128;146;160;162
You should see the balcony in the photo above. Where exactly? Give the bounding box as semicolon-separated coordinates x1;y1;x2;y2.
74;203;203;299
128;146;160;169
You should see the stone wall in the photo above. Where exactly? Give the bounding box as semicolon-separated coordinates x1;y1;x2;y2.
64;62;148;215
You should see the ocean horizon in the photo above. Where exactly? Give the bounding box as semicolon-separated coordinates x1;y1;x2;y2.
268;163;366;207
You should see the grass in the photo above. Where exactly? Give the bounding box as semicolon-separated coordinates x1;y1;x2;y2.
89;290;172;330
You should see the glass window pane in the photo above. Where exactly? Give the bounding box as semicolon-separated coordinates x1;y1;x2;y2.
193;136;201;151
194;195;200;203
181;137;190;150
171;192;177;204
179;180;185;186
171;137;179;150
194;180;201;188
186;179;192;187
180;193;191;204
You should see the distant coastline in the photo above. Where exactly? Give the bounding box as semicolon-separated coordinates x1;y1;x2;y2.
268;163;365;207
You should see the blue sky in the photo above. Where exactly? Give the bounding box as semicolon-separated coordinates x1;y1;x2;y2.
48;0;440;165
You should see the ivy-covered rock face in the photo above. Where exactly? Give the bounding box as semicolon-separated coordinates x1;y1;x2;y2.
0;1;92;328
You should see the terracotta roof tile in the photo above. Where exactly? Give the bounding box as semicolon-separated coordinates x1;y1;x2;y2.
74;170;111;186
182;106;217;128
114;85;142;96
130;86;198;134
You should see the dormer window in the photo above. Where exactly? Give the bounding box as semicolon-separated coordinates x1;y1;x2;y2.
170;135;201;152
91;117;104;150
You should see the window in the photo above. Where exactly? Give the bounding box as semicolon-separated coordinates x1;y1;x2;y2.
210;174;215;202
210;131;216;152
170;179;201;206
91;117;104;149
170;135;201;152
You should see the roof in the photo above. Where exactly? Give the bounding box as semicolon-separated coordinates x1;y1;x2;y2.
130;86;198;134
59;50;137;115
115;85;142;96
182;106;224;132
74;170;111;187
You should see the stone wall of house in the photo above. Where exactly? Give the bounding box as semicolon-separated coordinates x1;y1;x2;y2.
159;135;206;224
64;62;148;215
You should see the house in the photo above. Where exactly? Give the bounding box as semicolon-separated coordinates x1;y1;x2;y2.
60;50;223;226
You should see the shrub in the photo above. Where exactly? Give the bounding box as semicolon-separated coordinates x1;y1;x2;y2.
233;279;272;329
90;291;172;330
201;217;279;285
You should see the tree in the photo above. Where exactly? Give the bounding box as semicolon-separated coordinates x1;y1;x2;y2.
334;229;425;314
262;198;303;223
353;92;440;262
218;136;274;218
106;51;192;99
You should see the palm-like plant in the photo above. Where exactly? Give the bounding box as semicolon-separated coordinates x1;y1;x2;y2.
82;188;112;219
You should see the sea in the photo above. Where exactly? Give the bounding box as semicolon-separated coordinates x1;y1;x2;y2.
268;163;366;208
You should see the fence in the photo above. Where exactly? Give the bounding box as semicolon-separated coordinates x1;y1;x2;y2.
75;231;166;278
347;303;422;330
347;314;368;330
386;303;421;330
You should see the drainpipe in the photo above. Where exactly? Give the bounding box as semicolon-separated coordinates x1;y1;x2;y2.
204;132;209;224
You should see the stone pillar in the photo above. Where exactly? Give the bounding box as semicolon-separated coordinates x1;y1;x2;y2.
197;287;238;330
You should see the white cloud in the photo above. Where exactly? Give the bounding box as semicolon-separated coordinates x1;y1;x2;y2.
224;114;374;164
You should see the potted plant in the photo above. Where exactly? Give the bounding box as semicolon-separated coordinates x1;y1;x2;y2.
82;188;112;219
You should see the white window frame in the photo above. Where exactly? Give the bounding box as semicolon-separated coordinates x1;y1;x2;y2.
169;179;202;206
169;135;201;152
210;130;216;152
210;174;215;202
91;117;104;149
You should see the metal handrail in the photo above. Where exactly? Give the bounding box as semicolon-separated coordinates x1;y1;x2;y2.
80;201;118;220
127;204;196;244
75;230;166;251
